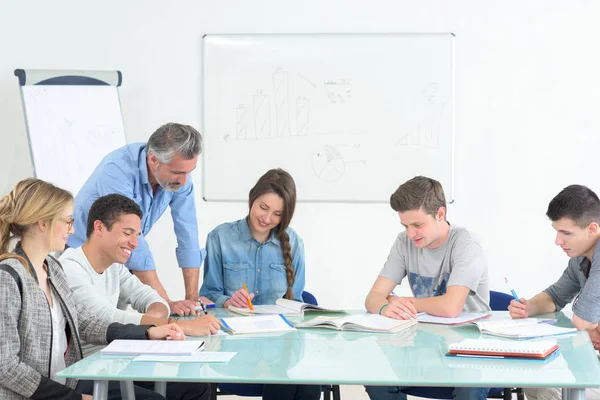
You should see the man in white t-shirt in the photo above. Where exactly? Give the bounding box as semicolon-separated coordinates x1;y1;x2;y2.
364;176;490;400
62;194;221;399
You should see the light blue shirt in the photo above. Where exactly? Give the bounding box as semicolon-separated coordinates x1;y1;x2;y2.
200;218;306;308
67;143;204;271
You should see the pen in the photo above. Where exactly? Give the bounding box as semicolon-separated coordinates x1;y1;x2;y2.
504;277;521;303
198;298;209;315
242;283;254;311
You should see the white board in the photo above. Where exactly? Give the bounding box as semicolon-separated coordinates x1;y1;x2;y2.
21;85;126;195
202;33;455;202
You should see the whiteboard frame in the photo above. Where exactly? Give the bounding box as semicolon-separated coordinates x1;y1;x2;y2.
201;33;455;203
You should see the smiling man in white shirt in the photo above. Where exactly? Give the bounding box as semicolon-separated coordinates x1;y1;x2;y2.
61;194;221;356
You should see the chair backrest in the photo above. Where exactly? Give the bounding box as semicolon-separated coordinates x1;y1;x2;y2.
302;291;318;306
489;290;513;311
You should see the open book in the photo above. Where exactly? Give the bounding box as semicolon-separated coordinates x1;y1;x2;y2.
472;318;576;339
219;314;296;335
295;314;418;333
448;338;560;359
100;340;204;356
227;298;344;316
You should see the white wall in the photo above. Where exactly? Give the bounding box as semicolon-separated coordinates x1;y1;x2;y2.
1;0;599;310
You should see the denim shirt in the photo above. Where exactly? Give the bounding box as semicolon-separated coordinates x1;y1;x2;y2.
200;218;306;307
67;143;204;271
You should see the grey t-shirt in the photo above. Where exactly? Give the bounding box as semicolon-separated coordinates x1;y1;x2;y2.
379;224;490;312
545;240;600;323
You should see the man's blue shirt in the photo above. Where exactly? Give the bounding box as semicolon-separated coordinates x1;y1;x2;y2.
68;142;204;271
200;218;305;307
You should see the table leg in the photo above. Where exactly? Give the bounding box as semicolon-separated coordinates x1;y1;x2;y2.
119;381;136;400
92;380;108;400
562;388;585;400
154;382;167;396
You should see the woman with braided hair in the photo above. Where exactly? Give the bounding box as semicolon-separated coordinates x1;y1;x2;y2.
200;168;320;400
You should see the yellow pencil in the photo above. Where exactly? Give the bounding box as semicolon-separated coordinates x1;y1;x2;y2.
242;283;254;311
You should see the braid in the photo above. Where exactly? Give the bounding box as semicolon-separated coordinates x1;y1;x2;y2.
278;230;295;300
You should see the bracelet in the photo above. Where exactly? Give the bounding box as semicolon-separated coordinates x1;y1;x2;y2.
167;317;178;324
378;303;389;315
145;325;156;339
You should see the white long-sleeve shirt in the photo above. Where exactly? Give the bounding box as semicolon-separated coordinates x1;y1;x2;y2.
60;246;170;356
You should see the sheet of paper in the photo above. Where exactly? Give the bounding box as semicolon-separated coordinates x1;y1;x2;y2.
133;352;237;363
417;312;490;325
481;322;576;339
101;340;204;356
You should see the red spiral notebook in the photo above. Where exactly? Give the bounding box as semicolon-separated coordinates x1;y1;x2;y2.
447;338;559;359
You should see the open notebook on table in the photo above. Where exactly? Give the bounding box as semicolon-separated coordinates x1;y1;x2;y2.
417;312;492;325
295;314;418;333
100;340;204;356
227;298;344;316
447;338;560;359
471;318;576;339
219;314;296;335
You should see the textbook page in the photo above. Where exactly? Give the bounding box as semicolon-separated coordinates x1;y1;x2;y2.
227;298;344;316
296;314;417;333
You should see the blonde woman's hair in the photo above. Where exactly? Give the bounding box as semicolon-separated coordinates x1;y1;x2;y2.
0;178;73;274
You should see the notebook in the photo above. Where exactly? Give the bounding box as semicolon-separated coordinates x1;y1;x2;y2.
295;314;418;333
417;312;492;325
219;314;296;335
100;340;204;356
471;318;576;339
227;298;344;316
447;338;559;359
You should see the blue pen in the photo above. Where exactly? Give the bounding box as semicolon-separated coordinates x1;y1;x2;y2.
504;277;521;303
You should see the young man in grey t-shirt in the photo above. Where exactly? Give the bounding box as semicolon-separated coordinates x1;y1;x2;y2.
364;176;490;400
509;184;600;400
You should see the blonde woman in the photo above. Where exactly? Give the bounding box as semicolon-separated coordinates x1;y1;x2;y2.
0;179;209;400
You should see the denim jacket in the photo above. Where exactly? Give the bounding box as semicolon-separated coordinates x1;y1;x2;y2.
200;218;306;307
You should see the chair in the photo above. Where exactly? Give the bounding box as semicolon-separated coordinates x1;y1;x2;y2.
211;291;341;400
400;291;524;400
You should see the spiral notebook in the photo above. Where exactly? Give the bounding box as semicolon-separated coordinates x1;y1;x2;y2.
447;338;559;359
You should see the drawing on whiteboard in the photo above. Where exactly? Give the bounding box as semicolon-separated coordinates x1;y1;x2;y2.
395;103;446;148
296;96;310;136
236;105;249;139
311;145;346;182
422;82;438;103
297;73;317;89
253;94;271;139
273;69;291;137
324;77;353;105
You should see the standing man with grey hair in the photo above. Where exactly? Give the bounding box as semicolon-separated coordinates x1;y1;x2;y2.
68;123;210;316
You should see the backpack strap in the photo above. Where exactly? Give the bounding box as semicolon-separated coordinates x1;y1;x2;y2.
0;264;23;297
